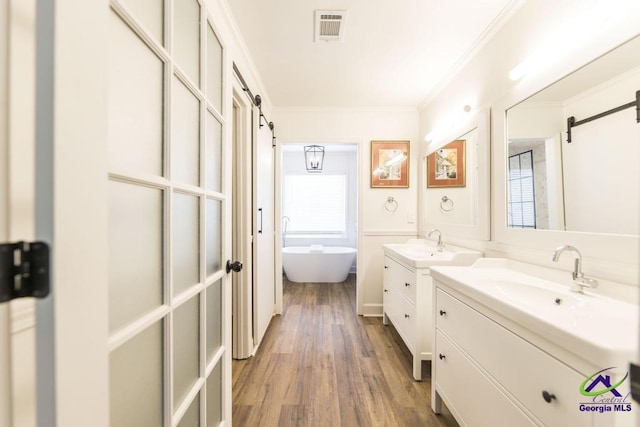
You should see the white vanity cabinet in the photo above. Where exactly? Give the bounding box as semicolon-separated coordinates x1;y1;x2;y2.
432;282;593;427
382;255;432;380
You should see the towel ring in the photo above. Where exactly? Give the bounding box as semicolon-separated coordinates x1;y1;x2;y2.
440;196;454;212
384;196;398;213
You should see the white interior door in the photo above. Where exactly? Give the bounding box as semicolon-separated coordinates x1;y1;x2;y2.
106;0;231;425
252;112;275;347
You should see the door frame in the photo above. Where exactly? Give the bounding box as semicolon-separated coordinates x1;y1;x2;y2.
274;141;362;313
231;74;253;359
0;0;12;424
40;0;111;425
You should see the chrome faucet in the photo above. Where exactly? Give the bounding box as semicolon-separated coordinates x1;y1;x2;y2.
428;229;444;252
551;245;599;293
282;216;291;248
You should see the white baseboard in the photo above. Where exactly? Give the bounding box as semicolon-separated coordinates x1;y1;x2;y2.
361;303;383;317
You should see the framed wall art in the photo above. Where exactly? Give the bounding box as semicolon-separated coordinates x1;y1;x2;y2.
371;140;410;188
427;139;465;188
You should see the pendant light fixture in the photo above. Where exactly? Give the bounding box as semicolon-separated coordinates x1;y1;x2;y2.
304;145;325;173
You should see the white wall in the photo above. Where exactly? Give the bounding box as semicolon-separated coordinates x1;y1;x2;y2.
418;0;640;294
507;103;565;139
423;128;478;227
274;108;419;315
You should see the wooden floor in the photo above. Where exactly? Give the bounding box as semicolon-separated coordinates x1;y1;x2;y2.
232;274;459;426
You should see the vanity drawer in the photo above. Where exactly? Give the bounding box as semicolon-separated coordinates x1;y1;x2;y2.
386;290;416;352
435;331;537;427
397;262;417;303
384;257;417;303
436;289;592;427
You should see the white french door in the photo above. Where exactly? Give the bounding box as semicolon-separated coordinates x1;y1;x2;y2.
107;0;231;426
2;0;233;424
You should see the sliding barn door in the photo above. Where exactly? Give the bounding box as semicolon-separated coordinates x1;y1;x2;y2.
252;110;275;347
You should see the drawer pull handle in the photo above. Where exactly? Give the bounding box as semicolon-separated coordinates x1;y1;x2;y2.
384;289;389;293
384;266;389;269
404;314;410;318
439;310;447;316
542;390;556;403
439;354;446;360
405;283;410;287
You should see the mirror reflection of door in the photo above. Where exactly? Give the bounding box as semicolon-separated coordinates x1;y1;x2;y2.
506;34;640;236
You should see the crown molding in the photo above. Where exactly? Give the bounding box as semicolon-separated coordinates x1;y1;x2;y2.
418;0;526;111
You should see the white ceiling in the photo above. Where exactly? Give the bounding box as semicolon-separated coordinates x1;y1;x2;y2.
226;0;521;108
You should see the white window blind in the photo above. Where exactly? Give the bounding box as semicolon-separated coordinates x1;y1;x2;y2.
507;150;536;228
283;174;346;235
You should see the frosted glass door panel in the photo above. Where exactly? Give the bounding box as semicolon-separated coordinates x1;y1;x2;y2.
108;181;163;332
173;0;200;85
119;0;163;43
173;192;200;296
205;279;222;362
178;394;200;427
205;111;222;192
173;296;200;411
206;24;222;111
108;11;163;176
206;362;222;427
110;322;164;427
172;77;200;186
206;199;221;276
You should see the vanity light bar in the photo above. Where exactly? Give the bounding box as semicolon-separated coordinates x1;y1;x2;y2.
566;89;640;143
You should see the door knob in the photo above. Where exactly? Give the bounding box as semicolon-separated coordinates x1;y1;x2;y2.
226;260;243;273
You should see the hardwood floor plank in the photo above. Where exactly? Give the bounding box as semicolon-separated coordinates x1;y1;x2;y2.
278;405;310;426
232;274;459;427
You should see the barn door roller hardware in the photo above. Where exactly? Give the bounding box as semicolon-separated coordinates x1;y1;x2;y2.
566;89;639;143
233;63;277;148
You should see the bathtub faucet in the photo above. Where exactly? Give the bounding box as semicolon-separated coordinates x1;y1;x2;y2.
551;245;599;293
428;229;444;252
282;216;291;248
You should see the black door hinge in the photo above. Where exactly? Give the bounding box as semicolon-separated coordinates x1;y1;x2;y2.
0;241;50;303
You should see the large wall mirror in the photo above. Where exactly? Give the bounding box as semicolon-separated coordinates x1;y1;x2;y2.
506;35;640;236
421;108;490;241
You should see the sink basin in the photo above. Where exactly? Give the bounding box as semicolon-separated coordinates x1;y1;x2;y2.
478;278;589;310
382;239;482;268
430;258;638;368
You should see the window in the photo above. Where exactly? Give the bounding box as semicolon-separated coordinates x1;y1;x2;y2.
507;150;536;228
283;174;346;236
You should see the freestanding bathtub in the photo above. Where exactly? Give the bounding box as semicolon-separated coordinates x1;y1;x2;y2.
282;246;357;283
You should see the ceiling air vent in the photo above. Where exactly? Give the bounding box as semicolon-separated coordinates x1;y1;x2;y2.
315;10;347;42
